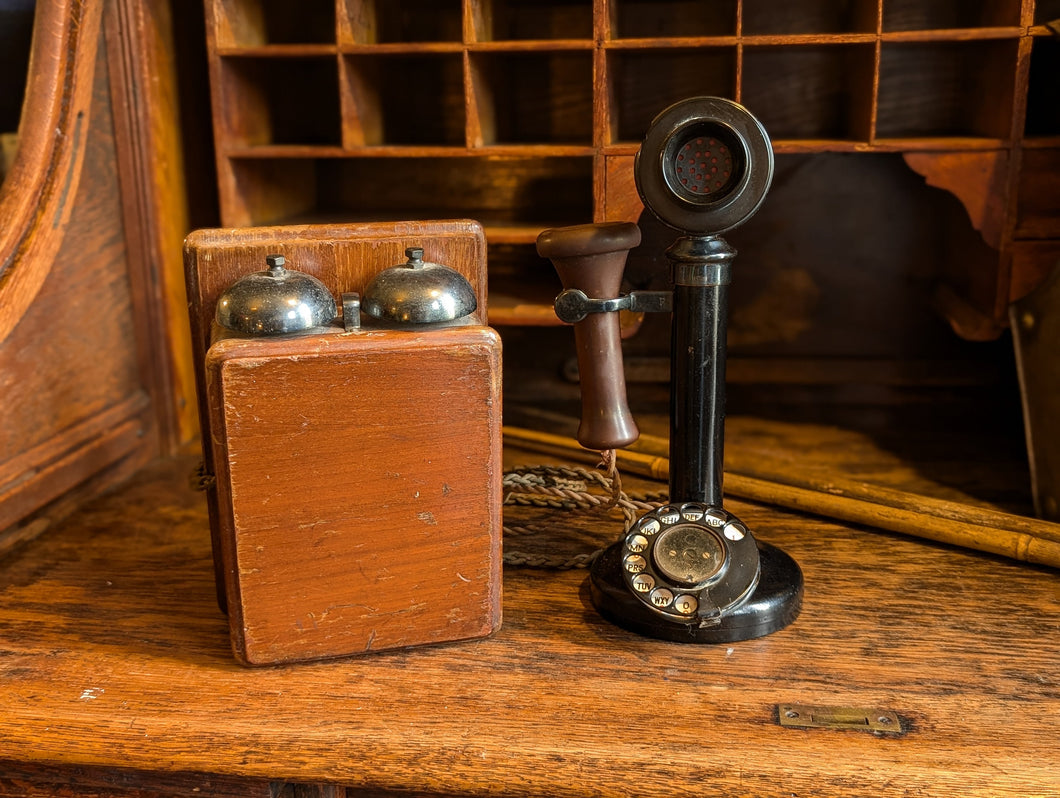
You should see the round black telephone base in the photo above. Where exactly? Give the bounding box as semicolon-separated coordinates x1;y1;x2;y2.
588;540;803;644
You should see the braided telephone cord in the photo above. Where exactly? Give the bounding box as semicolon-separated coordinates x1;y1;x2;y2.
502;450;663;570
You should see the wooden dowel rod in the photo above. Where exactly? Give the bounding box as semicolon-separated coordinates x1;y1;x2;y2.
627;430;1060;546
502;426;1060;570
504;406;1060;544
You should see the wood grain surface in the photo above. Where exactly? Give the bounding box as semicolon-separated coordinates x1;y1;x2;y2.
207;327;502;665
0;451;1057;796
0;0;163;551
105;0;198;452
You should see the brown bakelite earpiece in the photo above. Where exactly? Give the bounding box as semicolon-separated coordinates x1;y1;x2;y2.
536;222;642;451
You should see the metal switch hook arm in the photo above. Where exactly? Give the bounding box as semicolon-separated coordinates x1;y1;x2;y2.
553;288;673;324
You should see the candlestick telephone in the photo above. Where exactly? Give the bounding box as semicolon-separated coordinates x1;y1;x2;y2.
538;97;803;643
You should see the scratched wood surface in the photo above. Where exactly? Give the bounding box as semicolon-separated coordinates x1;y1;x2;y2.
0;444;1057;796
206;327;503;665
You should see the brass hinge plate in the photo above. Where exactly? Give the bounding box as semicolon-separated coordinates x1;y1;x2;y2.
777;704;904;735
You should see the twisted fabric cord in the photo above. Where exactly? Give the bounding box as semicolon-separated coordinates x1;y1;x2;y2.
502;451;664;570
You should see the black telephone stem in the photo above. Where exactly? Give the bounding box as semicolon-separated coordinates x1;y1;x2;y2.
667;235;733;508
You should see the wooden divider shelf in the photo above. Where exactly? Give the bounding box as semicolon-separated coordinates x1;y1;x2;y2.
204;0;1058;331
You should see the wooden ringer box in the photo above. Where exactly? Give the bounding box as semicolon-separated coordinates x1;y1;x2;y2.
184;221;502;666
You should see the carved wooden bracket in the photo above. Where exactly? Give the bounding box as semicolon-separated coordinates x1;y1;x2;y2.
903;150;1011;251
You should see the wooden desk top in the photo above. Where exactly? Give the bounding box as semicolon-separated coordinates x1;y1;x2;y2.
1;452;1058;797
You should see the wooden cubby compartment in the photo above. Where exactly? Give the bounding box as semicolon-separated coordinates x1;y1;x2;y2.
607;48;737;144
342;54;466;147
474;0;595;41
741;44;875;141
1034;0;1060;22
312;156;593;227
471;51;594;146
221;155;593;233
742;0;878;35
875;39;1017;140
610;0;737;38
881;0;1021;31
1025;36;1060;138
217;56;342;147
212;0;337;46
204;0;1056;333
343;0;465;44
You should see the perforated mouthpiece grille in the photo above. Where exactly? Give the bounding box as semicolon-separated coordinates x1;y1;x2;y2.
675;135;735;198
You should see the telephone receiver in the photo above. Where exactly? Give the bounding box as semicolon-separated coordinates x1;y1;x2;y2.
538;97;803;643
